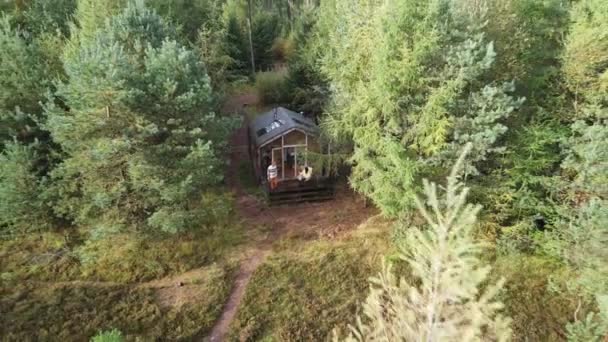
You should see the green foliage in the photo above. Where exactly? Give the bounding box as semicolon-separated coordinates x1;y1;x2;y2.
549;3;608;337
484;0;569;103
255;70;288;104
543;199;608;341
197;12;250;91
285;6;328;116
64;0;125;58
562;120;608;196
317;0;522;216
431;82;525;176
337;146;511;341
0;142;54;234
223;13;249;76
0;15;51;139
493;255;577;341
251;12;281;70
91;329;124;342
47;0;238;234
22;0;77;37
148;0;221;42
561;0;608;200
563;0;608;108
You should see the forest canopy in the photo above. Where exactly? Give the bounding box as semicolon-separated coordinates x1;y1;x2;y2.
0;0;606;340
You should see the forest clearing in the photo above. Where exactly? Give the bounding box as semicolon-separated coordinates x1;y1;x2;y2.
0;0;606;341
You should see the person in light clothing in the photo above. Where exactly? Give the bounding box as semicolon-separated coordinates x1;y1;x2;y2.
297;165;313;182
267;160;278;190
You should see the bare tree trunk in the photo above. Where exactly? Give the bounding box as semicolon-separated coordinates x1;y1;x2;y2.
247;0;256;74
286;0;293;31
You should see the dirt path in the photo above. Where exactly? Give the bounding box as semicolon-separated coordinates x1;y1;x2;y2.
206;248;268;342
205;92;375;341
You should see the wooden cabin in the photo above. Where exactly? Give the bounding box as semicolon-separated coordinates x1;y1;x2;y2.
248;107;334;204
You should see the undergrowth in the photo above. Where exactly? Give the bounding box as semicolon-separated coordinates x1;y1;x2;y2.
237;159;266;199
229;215;578;341
229;216;394;341
493;255;578;341
0;224;243;283
0;263;234;340
255;70;289;105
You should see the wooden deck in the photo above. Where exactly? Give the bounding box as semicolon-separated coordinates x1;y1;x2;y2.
264;177;335;205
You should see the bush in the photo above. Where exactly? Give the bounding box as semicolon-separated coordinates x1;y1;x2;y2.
255;70;289;105
91;329;123;342
493;255;579;341
271;36;295;62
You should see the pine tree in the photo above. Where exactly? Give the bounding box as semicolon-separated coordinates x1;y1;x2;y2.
431;82;525;177
46;0;237;235
251;12;280;70
286;5;328;116
335;144;511;341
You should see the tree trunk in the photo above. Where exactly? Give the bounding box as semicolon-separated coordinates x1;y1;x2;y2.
247;0;256;74
286;0;292;29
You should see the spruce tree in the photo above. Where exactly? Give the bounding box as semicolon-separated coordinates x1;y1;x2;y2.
317;0;522;216
554;0;608;339
562;0;608;198
0;15;51;143
224;14;249;76
0;141;53;234
336;145;511;341
0;14;60;233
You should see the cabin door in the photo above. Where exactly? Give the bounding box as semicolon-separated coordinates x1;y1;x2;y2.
293;146;307;178
283;147;297;179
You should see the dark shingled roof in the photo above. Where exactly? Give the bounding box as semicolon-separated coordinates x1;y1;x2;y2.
249;107;319;147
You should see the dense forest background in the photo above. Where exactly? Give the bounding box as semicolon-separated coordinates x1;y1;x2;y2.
0;0;606;340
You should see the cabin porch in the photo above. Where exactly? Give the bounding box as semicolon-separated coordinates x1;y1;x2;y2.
263;177;335;205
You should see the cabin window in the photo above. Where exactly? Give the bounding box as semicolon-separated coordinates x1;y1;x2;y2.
256;119;285;137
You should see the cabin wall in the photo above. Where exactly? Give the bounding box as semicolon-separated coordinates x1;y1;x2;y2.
283;130;306;146
255;129;329;182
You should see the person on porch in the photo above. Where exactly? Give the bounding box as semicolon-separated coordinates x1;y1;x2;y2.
267;160;279;190
297;165;313;182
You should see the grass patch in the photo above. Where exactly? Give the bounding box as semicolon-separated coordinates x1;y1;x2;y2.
0;224;243;284
0;263;234;341
229;216;394;341
493;254;577;341
230;214;577;341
